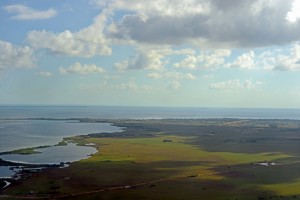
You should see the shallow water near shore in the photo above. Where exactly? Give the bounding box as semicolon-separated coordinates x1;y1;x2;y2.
0;119;122;179
0;166;15;178
0;120;121;153
0;143;97;165
0;142;98;179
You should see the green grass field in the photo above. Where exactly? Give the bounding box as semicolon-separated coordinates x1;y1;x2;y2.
2;119;300;199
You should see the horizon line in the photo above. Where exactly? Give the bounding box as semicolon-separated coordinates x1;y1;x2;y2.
0;104;299;110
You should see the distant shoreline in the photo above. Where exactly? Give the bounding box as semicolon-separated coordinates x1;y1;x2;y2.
1;106;300;120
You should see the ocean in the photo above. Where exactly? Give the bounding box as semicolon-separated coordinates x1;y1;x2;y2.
1;106;300;119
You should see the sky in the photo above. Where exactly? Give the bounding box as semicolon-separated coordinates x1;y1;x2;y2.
1;0;300;108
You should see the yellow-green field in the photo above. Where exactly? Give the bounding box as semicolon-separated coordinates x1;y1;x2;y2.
2;119;300;199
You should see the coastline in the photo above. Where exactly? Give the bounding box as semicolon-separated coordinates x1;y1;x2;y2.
0;118;122;189
0;158;65;191
2;118;300;199
0;142;97;184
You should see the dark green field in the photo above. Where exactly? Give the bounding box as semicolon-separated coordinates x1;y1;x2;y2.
1;119;300;199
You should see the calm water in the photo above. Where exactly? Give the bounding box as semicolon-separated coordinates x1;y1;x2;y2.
0;166;16;178
1;143;97;164
1;106;300;119
0;117;121;178
0;120;121;152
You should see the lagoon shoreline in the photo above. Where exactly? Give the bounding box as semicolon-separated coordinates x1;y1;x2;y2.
0;118;123;189
2;118;300;199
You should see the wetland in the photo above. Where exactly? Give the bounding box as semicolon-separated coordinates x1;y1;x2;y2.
1;118;300;199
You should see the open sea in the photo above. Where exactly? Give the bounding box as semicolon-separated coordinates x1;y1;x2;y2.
1;106;300;119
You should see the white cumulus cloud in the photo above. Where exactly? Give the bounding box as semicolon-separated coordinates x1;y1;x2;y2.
226;51;256;69
59;62;105;75
85;81;153;91
273;43;300;71
36;71;53;77
174;49;231;69
148;72;196;80
114;47;194;71
210;79;242;90
0;40;35;71
114;49;165;71
27;10;111;57
4;4;57;20
210;79;261;90
286;0;300;23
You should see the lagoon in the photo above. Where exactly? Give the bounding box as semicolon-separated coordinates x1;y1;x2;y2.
0;143;97;164
0;119;121;179
0;119;121;152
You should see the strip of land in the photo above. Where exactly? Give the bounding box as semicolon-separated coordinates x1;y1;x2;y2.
2;118;300;200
